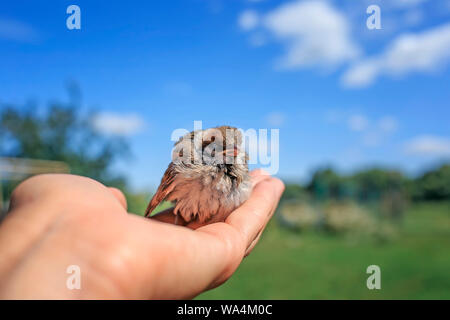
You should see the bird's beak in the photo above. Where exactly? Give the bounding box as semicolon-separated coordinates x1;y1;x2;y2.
223;147;239;157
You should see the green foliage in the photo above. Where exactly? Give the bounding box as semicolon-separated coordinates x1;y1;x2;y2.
352;168;407;202
277;165;448;234
123;191;151;216
306;167;408;201
0;97;129;188
410;164;450;201
307;167;344;200
288;164;449;204
282;183;307;201
124;192;172;217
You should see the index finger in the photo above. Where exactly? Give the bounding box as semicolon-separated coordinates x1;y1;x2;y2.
227;177;284;246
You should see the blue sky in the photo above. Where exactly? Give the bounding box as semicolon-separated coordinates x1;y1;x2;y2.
1;0;450;190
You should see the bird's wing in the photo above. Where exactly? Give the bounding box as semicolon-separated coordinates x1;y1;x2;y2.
144;163;177;217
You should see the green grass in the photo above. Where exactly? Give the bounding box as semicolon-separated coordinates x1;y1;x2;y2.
198;202;450;299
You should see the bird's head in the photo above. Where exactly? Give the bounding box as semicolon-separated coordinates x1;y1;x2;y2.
172;126;248;168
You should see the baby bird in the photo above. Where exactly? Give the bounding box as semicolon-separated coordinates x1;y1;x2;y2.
145;126;252;224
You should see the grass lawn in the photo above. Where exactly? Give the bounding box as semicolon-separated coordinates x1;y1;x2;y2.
198;202;450;299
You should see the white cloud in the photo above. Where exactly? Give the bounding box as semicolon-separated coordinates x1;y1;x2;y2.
362;132;382;147
246;0;359;69
361;116;398;146
266;112;285;126
238;10;259;31
348;115;368;131
341;59;379;87
249;33;266;47
342;23;450;87
340;114;398;146
378;116;398;133
0;18;38;43
404;135;450;156
92;112;145;136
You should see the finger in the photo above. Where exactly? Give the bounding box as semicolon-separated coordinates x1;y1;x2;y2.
108;187;128;211
250;169;271;185
245;229;263;257
244;183;280;257
223;177;284;248
251;174;271;188
191;177;284;289
249;168;271;178
244;205;277;257
238;172;275;242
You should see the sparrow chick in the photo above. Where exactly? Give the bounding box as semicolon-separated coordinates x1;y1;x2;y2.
145;126;252;224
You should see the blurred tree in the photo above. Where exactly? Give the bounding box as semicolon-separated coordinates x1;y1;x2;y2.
281;183;307;201
410;164;450;201
351;168;407;202
307;167;343;200
0;86;130;198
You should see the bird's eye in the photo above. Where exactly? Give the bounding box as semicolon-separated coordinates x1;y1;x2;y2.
179;150;183;157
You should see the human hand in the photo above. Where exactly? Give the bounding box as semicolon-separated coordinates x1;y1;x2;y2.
0;170;284;299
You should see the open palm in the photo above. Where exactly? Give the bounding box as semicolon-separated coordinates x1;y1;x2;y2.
0;169;284;299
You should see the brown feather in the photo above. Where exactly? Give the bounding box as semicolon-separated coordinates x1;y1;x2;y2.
144;163;177;217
